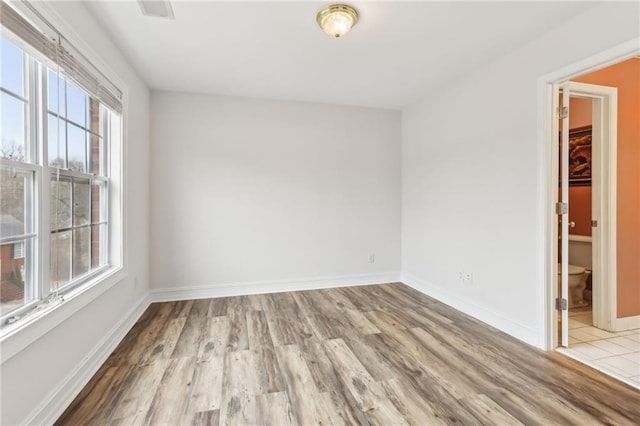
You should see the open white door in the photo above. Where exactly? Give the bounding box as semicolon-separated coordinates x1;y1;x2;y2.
563;81;618;331
559;83;570;347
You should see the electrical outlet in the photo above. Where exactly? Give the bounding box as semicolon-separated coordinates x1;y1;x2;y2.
368;253;375;263
458;271;473;284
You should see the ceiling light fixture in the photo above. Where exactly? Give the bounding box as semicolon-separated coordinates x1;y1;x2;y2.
316;4;358;38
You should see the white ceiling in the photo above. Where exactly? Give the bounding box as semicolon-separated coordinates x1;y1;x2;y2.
85;1;597;110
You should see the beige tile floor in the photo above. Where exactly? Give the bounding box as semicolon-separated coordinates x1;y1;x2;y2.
558;306;640;389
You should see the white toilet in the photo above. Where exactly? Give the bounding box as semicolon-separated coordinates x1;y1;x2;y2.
558;263;590;308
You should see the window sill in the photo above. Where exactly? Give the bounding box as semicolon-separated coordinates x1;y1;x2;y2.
0;266;126;364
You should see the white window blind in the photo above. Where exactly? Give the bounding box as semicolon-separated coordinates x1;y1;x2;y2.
0;0;122;113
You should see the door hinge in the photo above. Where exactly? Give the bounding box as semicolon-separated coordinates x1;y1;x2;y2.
592;220;598;227
557;106;568;119
555;202;568;215
556;297;568;311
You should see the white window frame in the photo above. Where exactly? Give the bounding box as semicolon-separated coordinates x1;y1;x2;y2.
0;0;125;347
43;70;111;297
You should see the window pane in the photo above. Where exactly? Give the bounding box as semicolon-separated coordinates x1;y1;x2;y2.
90;133;102;175
48;69;66;116
66;80;86;127
1;37;24;96
1;92;26;161
91;224;106;268
50;179;72;230
73;180;90;226
89;98;102;136
0;169;26;237
50;231;71;289
0;240;27;315
48;115;67;168
72;227;90;278
67;124;86;172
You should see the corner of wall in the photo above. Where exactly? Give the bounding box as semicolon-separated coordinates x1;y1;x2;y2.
401;272;542;349
23;292;150;425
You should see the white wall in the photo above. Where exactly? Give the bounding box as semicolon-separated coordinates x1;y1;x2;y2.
401;1;639;348
0;2;150;425
150;93;401;295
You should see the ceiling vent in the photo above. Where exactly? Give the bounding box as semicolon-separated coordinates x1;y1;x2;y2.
138;0;174;19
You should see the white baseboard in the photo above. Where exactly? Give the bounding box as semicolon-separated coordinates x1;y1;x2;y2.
150;272;401;303
24;293;151;426
611;314;640;331
402;272;541;348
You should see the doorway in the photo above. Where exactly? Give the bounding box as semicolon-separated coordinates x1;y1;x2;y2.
543;53;640;389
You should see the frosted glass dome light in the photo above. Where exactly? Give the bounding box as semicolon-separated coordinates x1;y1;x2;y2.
317;4;358;38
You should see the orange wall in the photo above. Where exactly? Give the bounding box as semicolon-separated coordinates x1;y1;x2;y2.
568;185;592;236
574;58;640;318
570;97;593;128
568;97;592;236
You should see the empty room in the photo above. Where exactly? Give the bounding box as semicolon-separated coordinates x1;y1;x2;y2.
1;1;639;425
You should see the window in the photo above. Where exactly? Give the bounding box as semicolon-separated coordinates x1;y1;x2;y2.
12;242;24;259
0;2;122;323
46;72;109;292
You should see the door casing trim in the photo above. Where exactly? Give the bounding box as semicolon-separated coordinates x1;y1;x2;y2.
537;38;639;350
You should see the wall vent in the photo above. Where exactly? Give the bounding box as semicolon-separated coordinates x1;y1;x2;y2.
138;0;174;19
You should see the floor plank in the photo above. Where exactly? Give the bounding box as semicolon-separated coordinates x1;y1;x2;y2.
322;338;406;424
379;377;447;425
188;357;224;414
457;393;524;426
198;316;231;358
109;361;169;424
275;344;331;425
145;357;197;425
255;392;295;426
55;283;640;425
218;351;260;425
192;410;220;426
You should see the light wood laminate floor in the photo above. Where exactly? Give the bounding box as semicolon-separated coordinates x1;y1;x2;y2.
56;283;640;425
